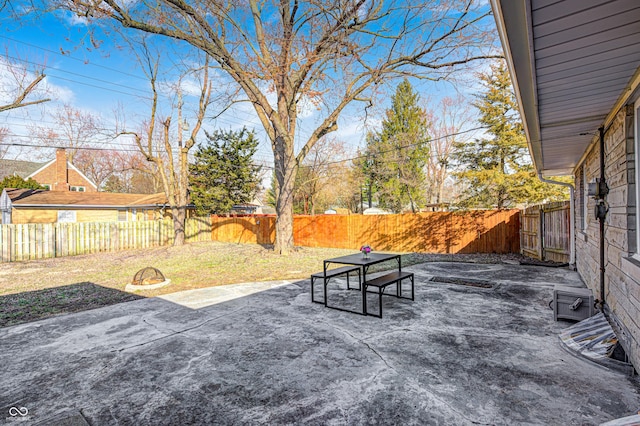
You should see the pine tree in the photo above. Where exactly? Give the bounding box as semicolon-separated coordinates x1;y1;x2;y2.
362;79;430;213
189;128;262;215
0;176;44;192
454;61;567;208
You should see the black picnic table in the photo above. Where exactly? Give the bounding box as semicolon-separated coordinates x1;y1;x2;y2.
323;252;402;316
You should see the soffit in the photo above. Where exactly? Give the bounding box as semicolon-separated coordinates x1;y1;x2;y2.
491;0;640;176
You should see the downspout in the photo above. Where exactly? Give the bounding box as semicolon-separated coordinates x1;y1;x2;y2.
598;126;608;308
537;173;576;267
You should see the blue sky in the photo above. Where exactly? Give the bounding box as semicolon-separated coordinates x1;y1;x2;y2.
0;4;496;166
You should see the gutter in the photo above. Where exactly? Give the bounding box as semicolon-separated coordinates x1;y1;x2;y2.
537;173;576;267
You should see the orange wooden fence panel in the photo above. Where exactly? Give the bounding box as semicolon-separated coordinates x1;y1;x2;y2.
209;210;520;254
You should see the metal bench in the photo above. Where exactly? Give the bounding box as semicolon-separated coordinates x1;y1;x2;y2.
311;266;361;306
364;271;414;318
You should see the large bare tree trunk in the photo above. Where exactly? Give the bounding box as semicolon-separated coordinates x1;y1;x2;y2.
172;206;186;245
275;183;295;254
274;136;297;255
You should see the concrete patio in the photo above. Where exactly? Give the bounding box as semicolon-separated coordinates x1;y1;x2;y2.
1;261;639;425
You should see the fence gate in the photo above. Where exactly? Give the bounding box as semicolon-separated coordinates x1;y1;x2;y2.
520;201;570;263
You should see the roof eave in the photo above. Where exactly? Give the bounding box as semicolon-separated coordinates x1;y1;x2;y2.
490;0;544;175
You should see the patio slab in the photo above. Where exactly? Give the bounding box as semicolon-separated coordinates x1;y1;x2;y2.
1;261;639;425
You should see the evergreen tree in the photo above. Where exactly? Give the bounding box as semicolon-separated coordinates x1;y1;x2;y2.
454;61;567;208
0;175;44;192
189;128;262;215
362;79;430;213
266;171;277;208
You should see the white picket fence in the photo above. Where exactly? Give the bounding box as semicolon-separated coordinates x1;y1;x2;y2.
0;218;214;262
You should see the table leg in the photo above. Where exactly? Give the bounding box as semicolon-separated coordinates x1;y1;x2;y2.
362;265;369;315
323;261;329;306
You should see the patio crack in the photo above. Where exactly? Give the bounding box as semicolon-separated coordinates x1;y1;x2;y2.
320;320;395;371
110;308;245;353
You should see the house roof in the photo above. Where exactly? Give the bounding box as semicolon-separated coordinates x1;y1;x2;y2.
0;159;45;179
490;0;640;176
2;188;169;208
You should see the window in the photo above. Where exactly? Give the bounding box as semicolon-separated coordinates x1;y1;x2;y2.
70;186;85;192
118;210;127;222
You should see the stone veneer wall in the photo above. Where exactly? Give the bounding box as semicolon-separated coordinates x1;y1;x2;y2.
574;107;640;370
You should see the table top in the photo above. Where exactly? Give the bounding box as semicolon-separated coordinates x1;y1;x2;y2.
324;252;400;266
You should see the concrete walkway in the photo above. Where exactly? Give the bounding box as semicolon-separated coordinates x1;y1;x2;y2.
1;262;639;425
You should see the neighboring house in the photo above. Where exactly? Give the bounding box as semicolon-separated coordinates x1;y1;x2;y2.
491;1;640;370
0;188;177;224
230;203;263;215
1;148;97;192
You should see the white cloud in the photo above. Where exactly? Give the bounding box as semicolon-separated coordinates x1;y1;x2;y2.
64;13;89;27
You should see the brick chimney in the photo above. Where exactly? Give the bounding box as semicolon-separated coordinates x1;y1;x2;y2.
54;148;70;191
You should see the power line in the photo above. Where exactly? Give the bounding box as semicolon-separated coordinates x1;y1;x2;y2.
319;126;486;167
3;53;151;96
2;125;486;170
0;34;148;82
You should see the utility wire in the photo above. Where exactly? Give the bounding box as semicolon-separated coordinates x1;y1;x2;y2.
1;126;486;176
0;34;149;81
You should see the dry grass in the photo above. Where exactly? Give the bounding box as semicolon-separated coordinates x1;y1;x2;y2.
0;242;358;327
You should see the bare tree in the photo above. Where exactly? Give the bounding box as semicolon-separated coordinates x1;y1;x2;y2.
0;53;50;160
0;61;50;113
120;46;212;245
64;0;498;254
0;127;8;159
295;137;347;215
73;148;133;190
29;104;102;162
425;95;473;206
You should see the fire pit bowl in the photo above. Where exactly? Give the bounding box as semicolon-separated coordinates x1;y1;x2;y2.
125;267;171;291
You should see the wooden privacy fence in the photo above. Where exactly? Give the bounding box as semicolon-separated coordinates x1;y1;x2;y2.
210;210;521;254
1;210;521;262
0;218;213;262
520;201;570;263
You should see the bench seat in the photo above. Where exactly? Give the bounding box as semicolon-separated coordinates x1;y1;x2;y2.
311;266;361;305
364;271;414;318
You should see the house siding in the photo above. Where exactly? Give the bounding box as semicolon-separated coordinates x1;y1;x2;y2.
10;208;173;224
13;209;120;224
574;108;640;369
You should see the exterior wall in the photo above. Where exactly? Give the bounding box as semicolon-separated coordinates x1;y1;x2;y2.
11;207;174;224
574;108;640;370
13;209;122;224
31;164;97;192
30;149;97;192
77;210;119;222
12;209;58;224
